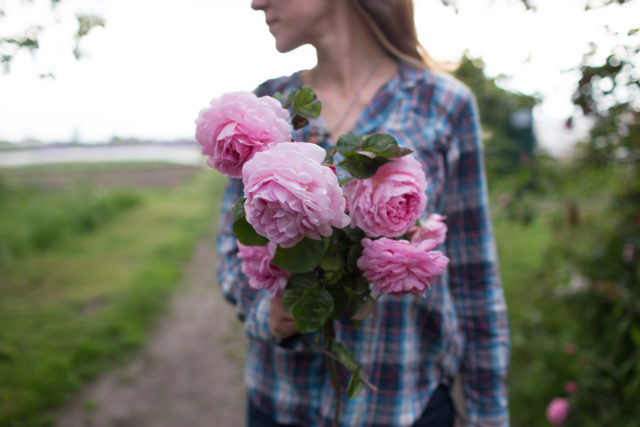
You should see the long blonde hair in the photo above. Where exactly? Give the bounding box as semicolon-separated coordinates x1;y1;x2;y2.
349;0;440;71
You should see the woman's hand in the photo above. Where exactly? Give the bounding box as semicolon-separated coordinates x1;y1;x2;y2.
268;295;299;340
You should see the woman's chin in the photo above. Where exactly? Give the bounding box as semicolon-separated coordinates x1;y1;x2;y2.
274;39;304;54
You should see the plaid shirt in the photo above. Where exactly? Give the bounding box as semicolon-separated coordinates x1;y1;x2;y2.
216;61;510;426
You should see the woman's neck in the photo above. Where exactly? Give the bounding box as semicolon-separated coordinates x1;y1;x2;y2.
308;2;392;93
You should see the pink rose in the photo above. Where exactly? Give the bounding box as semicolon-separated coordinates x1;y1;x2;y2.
409;213;448;250
237;242;292;296
546;397;570;426
342;155;427;238
357;238;449;297
195;91;292;178
564;381;577;395
242;142;350;248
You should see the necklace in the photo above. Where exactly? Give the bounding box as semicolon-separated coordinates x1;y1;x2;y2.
311;56;382;138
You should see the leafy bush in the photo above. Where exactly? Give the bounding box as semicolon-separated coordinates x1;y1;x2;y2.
0;182;141;268
540;165;640;426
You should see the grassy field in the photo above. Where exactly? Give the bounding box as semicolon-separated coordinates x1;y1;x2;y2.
492;213;561;426
0;165;226;427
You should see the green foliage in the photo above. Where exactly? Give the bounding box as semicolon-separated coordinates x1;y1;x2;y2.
0;180;141;269
341;152;389;179
331;133;411;178
542;17;640;425
453;56;538;178
570;29;639;168
0;1;104;74
542;167;640;426
233;216;268;246
500;16;639;421
272;238;325;273
347;367;364;398
73;14;105;59
291;287;334;333
282;273;319;312
275;86;322;130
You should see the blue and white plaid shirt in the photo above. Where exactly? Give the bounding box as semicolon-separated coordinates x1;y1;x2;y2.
216;61;510;426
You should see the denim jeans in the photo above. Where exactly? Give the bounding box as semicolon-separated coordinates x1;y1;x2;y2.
410;385;456;427
247;385;455;427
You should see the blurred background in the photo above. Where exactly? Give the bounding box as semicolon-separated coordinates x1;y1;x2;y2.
1;0;638;426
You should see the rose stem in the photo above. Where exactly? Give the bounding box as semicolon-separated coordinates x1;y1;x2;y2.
325;322;341;427
301;335;378;393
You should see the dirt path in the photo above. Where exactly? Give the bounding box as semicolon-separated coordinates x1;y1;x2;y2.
54;231;248;427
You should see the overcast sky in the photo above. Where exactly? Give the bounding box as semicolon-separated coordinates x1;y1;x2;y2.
0;0;638;156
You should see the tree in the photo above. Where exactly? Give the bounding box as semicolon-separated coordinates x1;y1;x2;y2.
0;0;104;74
454;56;539;177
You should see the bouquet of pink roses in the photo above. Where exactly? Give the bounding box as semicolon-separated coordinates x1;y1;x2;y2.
195;87;449;419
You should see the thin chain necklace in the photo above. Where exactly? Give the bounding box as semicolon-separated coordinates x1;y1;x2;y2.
311;56;382;138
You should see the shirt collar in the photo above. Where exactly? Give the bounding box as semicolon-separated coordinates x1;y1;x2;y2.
397;60;427;90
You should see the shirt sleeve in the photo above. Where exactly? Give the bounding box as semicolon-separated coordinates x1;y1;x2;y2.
443;91;510;426
216;178;276;343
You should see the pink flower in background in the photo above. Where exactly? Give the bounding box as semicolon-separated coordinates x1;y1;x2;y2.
564;381;577;395
357;238;449;297
564;343;576;355
546;398;570;426
409;213;447;250
237;242;292;296
242;143;350;248
622;243;636;263
195;91;291;178
343;155;427;238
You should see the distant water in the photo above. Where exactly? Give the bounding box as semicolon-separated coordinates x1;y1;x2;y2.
0;143;203;167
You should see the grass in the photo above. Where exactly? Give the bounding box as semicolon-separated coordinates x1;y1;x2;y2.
492;213;562;426
0;168;227;427
0;184;142;268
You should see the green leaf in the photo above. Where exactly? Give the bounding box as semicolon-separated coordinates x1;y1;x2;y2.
272;238;325;273
351;297;375;321
282;273;319;313
327;284;349;319
324;153;335;165
342;226;364;243
231;197;246;221
362;133;397;153
331;341;358;372
379;146;414;159
293;86;315;109
344;286;368;298
336;134;362;155
272;92;284;103
281;90;297;109
347;367;364;398
233;216;268;246
362;134;413;159
321;268;343;287
320;255;344;271
298;101;322;118
292;288;334;333
341;152;390;179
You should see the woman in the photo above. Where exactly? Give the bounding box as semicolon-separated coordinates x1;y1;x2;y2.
216;0;510;425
